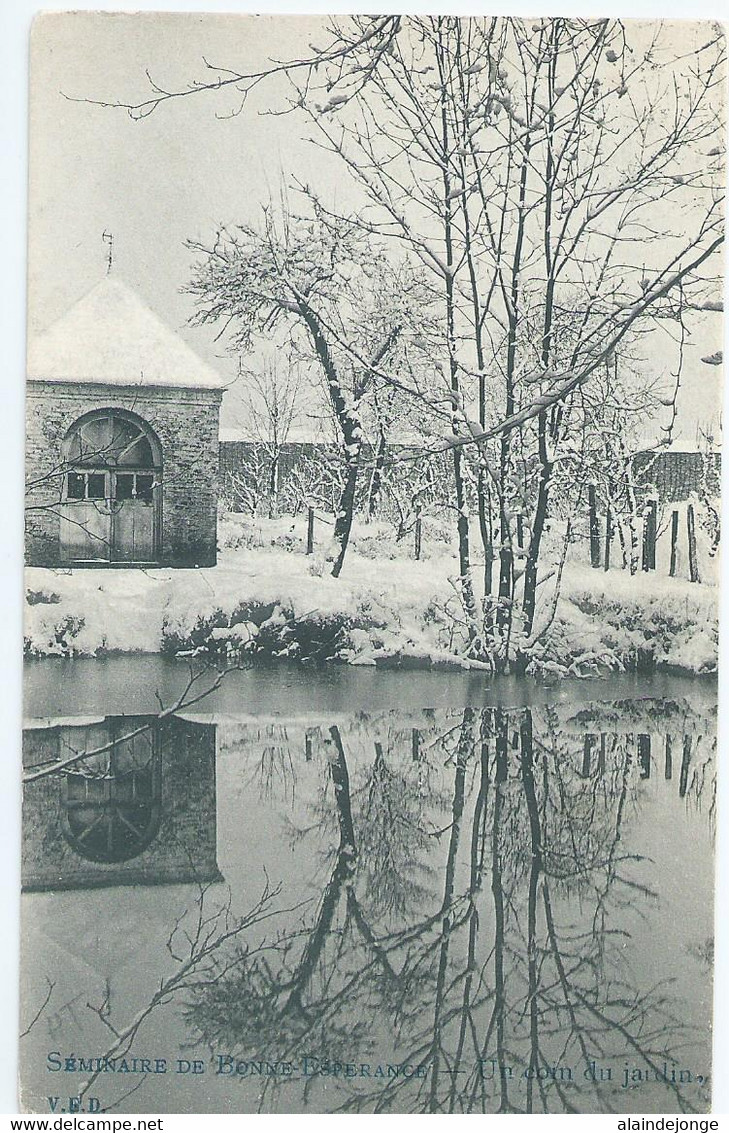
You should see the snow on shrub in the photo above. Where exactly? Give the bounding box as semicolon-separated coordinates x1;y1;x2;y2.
24;612;87;658
25;588;61;606
165;592;399;664
530;568;719;676
22;528;718;675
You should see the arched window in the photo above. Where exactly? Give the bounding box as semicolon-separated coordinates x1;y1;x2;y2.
61;410;162;562
62;718;162;864
64;409;161;503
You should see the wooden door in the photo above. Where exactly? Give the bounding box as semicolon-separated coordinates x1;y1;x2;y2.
59;471;112;562
111;472;157;562
61;413;162;565
113;501;155;562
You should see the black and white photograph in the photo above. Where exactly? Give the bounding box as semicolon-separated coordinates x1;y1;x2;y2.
18;10;726;1116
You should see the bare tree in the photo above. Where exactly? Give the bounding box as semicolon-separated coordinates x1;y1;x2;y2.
81;16;724;666
230;354;303;517
284;16;725;666
186;205;433;576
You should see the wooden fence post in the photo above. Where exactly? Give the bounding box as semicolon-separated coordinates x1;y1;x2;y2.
588;485;601;568
414;506;422;560
687;503;699;583
581;734;597;777
306;506;315;555
679;734;692;798
642;499;657;572
669;509;679;578
604;503;611;571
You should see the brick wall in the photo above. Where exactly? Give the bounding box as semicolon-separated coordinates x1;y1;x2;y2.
26;381;222;567
631;450;721;502
218;439;456;515
219;441;722;512
219;440;329;484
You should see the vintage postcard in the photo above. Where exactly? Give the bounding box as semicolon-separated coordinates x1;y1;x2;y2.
21;11;724;1115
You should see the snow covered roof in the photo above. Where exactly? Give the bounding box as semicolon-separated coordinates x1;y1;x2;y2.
27;277;224;390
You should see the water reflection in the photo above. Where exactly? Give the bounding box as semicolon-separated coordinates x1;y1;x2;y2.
20;691;715;1114
22;715;221;890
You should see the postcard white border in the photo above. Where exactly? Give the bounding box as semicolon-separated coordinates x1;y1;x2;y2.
3;0;728;1120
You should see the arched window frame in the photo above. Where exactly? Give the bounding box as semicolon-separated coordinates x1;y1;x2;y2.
61;717;163;865
59;408;163;563
62;408;163;504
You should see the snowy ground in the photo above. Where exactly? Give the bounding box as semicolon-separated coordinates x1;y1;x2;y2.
24;514;719;675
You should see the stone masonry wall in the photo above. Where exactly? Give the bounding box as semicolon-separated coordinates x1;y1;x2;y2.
631;450;721;502
26;381;222;567
219;441;722;513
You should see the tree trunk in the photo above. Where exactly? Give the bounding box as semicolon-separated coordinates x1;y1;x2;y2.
367;430;387;519
478;471;494;597
268;452;279;519
679;734;692;798
669;509;679;577
642;499;657;571
435;35;477;639
284;725;356;1013
628;515;639;575
492;708;511;1111
297;302;373;580
522;417;551;635
306;507;315;555
426;707;472;1111
519;708;542;1116
604;502;612;571
453;448;476;618
588;484;601;568
331;449;361;578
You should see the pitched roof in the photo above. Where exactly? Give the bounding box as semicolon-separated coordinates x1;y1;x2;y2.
27;277;224;390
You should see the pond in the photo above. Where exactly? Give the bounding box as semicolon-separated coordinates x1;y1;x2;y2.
19;658;717;1115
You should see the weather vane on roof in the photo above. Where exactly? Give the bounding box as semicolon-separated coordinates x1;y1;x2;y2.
102;230;114;275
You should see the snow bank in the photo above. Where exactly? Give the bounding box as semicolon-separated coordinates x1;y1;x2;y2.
24;537;718;676
23;545;454;663
555;566;718;674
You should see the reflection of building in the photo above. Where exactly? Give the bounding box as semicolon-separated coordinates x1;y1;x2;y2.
26;278;224;567
22;714;221;891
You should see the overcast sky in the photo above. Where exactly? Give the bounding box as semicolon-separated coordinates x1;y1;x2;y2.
28;11;725;444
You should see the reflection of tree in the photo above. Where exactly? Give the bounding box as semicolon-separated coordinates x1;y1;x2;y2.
307;717;453;922
27;701;711;1114
27;880;286;1113
182;724;409;1101
179;703;713;1114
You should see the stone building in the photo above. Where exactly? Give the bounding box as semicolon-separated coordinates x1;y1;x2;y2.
26;278;224;567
